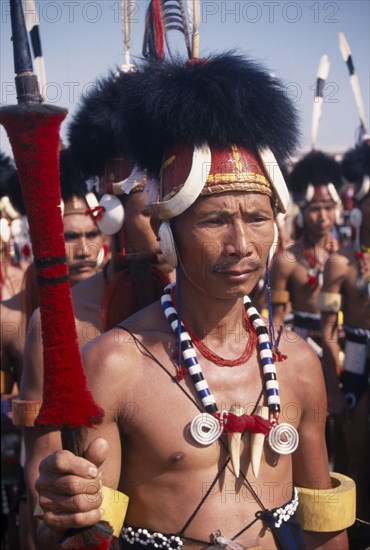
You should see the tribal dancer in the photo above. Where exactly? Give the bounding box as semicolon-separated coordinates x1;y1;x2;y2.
36;54;352;549
18;69;172;547
321;138;370;522
269;151;341;352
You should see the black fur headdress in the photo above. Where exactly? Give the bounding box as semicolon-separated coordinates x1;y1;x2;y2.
68;70;138;179
341;140;370;183
289;151;342;200
0;151;16;192
59;149;93;202
121;52;300;176
0;151;25;215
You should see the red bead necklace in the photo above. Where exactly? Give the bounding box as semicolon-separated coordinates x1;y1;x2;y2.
301;237;336;288
170;289;257;367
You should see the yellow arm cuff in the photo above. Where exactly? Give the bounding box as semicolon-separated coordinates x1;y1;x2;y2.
296;472;356;532
12;399;41;427
271;290;290;304
317;292;342;313
101;486;129;537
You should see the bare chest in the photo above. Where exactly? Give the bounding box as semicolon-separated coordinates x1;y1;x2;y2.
120;346;298;471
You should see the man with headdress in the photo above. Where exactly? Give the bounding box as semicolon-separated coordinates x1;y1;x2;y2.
269;151;342;351
1;147;103;546
19;70;173;547
0;152;31;302
321;138;370;522
35;54;351;549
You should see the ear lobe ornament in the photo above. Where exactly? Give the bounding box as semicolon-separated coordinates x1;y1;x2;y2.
158;221;177;268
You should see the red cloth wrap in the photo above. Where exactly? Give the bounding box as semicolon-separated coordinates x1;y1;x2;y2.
0;105;104;428
153;0;164;60
224;413;271;435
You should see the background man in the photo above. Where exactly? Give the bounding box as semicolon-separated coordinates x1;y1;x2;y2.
269;150;342;347
321;139;370;524
19;69;172;548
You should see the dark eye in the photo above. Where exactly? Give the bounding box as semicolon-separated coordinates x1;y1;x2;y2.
87;230;101;239
64;231;79;240
250;214;269;223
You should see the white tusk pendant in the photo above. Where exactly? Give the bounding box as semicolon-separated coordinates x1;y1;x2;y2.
228;404;244;477
251;405;268;478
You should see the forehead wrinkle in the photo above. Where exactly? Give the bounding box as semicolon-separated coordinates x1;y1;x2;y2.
194;193;273;216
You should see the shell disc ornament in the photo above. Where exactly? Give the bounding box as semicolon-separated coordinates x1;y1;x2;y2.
268;423;299;455
97;194;125;235
189;413;222;445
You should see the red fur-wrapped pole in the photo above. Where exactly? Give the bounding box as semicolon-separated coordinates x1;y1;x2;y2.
0;105;104;427
2;3;123;546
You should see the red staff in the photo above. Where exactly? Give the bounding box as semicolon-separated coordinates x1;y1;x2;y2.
0;1;121;548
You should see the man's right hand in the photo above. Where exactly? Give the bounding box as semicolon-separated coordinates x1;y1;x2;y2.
36;437;109;533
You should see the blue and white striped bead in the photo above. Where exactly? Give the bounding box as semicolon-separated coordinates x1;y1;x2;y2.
161;285;218;414
243;296;281;418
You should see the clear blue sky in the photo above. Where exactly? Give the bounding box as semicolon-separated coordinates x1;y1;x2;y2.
1;0;369;158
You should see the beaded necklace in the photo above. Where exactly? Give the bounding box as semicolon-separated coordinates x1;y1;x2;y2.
301;237;336;288
355;243;370;296
170;288;257;367
161;283;299;456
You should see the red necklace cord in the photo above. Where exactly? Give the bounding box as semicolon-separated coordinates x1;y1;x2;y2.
300;237;336;288
170;289;257;367
356;246;370;282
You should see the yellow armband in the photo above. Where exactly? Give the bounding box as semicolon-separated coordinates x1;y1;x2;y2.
12;399;41;427
101;486;129;536
296;472;355;532
271;290;290;304
317;292;342;313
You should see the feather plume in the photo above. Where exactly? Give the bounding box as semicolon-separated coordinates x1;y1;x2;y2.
339;32;368;136
121;0;135;69
143;0;191;60
190;0;200;57
311;54;330;151
24;0;47;99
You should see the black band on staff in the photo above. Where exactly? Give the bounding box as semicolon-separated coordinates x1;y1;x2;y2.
37;274;69;286
34;255;67;268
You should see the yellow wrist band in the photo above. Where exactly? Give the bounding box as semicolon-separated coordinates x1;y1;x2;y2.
296;472;355;532
317;292;342;313
12;399;41;427
101;486;129;537
271;290;290;304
